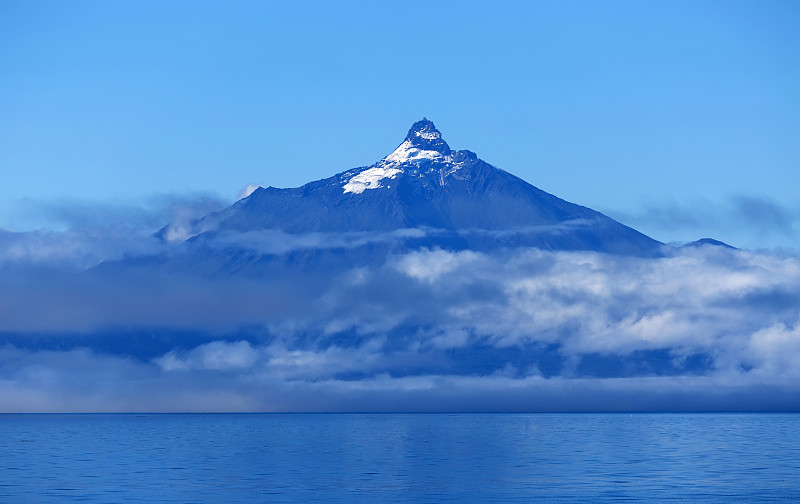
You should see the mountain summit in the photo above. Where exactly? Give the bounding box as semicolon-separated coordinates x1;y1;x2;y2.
403;118;451;154
153;119;663;273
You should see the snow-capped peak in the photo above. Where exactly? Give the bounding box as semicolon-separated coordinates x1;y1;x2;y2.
380;118;452;167
342;118;458;194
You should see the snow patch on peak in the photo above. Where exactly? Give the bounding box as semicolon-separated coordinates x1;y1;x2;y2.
343;166;402;194
383;140;445;165
414;130;441;141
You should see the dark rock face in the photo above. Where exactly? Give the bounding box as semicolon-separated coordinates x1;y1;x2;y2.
404;118;451;154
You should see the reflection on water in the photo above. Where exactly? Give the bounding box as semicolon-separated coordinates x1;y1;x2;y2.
0;413;798;503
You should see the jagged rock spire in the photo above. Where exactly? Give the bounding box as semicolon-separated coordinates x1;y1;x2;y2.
405;118;450;154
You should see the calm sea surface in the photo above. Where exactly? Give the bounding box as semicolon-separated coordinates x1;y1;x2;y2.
1;413;798;503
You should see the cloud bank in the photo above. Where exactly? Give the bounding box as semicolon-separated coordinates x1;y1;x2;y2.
1;213;799;412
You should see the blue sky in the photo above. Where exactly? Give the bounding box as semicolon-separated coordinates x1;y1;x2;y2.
2;0;799;249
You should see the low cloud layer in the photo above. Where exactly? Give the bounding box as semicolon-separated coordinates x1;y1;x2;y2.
1;200;799;411
2;347;798;413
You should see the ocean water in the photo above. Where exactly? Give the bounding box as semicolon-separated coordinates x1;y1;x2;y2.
1;413;798;503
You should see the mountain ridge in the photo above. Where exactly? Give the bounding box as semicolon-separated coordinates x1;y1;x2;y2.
154;118;663;262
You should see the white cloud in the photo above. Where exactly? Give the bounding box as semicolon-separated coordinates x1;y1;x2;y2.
383;247;800;375
157;340;260;371
393;248;481;283
746;318;800;379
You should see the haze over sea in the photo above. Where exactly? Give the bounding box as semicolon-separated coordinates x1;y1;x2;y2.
2;413;798;503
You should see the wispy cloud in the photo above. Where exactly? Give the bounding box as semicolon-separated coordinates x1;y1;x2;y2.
1;194;229;268
731;195;797;234
607;195;800;250
7;193;228;233
237;184;262;200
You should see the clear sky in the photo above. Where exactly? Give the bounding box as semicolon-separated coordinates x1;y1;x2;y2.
1;0;798;249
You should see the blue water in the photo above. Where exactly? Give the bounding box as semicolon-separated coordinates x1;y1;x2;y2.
1;413;798;503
